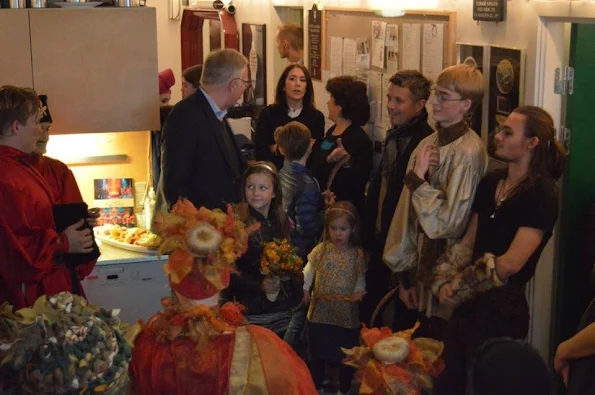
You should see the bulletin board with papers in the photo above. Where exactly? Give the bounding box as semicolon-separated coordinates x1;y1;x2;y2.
322;9;456;80
319;8;456;169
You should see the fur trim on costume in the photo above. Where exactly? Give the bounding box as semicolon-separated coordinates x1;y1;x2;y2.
431;243;473;296
449;253;505;304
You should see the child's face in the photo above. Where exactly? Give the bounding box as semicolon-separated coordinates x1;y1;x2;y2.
431;85;470;125
244;173;275;217
328;216;353;247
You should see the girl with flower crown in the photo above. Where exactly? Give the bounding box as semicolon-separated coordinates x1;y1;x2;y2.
224;161;304;340
303;201;367;395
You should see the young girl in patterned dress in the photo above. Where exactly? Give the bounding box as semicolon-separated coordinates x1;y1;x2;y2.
303;201;366;395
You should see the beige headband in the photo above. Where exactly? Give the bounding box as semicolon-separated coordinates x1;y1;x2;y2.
251;162;278;175
326;207;356;220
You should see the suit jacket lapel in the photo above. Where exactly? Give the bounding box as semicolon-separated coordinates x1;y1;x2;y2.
195;90;236;176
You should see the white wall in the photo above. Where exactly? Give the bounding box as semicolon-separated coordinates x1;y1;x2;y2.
146;0;544;107
146;0;183;104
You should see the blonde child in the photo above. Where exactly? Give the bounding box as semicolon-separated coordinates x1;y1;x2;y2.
383;64;488;336
303;201;366;395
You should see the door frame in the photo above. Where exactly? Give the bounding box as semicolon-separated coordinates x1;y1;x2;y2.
531;9;595;360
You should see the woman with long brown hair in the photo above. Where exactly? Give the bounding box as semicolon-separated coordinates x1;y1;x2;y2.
254;63;325;171
432;105;566;394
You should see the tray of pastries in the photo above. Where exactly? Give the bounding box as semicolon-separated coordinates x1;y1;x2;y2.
94;225;162;255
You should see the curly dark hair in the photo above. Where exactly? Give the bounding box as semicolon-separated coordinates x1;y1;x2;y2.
274;64;315;111
325;76;370;126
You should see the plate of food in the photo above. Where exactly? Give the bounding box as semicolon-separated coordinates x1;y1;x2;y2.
94;225;162;255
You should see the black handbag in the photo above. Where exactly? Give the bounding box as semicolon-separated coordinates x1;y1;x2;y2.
53;202;101;294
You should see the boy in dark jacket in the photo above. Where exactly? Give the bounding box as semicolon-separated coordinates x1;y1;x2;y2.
275;121;331;353
275;121;329;259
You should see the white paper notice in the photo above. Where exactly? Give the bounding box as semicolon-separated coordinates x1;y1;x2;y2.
320;70;334;119
356;69;370;86
372;21;386;69
381;73;393;122
343;38;357;76
368;70;383;123
422;24;444;81
330;36;344;76
356;38;370;70
402;23;421;71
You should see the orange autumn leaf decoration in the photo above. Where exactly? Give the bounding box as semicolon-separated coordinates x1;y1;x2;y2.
342;322;445;395
164;249;194;284
154;199;259;286
143;299;246;347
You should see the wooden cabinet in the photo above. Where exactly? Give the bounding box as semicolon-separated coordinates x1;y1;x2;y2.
0;10;34;87
0;8;159;134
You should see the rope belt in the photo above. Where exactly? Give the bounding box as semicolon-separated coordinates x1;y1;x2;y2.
314;293;354;302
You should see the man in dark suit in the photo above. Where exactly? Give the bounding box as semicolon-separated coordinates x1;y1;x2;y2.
360;70;433;328
156;49;250;212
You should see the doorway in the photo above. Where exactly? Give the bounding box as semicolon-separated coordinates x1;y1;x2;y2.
550;22;595;359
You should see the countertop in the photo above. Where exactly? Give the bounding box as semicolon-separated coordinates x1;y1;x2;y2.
96;240;167;265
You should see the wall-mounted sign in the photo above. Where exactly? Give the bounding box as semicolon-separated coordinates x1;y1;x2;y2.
308;5;322;80
473;0;506;22
487;46;524;134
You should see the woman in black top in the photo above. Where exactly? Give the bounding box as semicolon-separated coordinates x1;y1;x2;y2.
254;64;325;171
432;106;567;394
308;76;373;216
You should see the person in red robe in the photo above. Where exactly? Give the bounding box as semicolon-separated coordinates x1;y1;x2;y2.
25;95;98;295
0;86;93;309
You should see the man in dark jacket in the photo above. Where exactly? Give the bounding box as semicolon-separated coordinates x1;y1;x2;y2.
360;70;433;327
155;49;250;213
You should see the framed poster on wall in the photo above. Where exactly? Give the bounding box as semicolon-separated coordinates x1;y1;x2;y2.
487;46;524;134
242;23;267;106
457;43;486;137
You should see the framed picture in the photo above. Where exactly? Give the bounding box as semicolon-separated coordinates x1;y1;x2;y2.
457;43;486;137
242;23;267;107
487;46;525;134
93;178;136;227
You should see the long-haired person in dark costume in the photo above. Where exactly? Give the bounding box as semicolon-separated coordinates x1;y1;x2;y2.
432;105;566;394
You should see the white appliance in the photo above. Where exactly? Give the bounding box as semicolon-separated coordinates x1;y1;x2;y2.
81;260;170;325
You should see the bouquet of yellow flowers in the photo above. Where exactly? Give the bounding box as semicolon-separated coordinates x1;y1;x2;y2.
260;238;304;277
